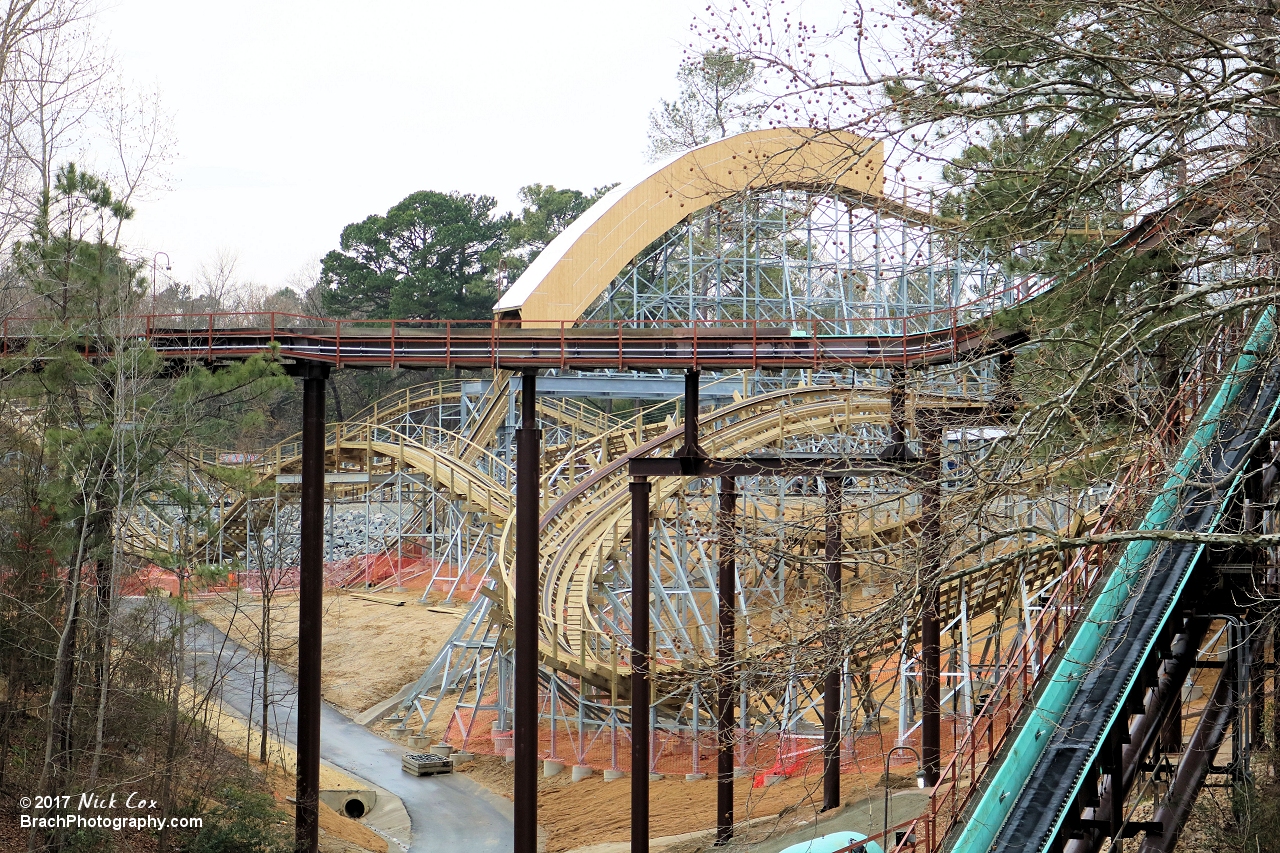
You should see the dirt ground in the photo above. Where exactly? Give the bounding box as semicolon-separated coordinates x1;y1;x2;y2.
194;589;463;717
457;753;905;853
190;589;910;851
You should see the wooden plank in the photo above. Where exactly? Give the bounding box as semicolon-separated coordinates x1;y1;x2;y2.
351;592;406;606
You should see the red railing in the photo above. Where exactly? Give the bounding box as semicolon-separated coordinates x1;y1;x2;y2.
0;271;1051;366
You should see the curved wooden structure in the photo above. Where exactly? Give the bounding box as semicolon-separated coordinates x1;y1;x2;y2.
493;128;884;325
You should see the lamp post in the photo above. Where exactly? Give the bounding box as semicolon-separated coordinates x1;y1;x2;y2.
883;745;922;852
151;251;171;305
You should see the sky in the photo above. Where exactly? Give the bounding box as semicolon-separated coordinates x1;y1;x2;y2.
99;0;700;293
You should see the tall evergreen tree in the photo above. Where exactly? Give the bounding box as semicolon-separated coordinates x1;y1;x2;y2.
318;190;509;320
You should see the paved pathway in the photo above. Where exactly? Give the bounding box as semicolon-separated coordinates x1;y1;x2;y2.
184;617;514;853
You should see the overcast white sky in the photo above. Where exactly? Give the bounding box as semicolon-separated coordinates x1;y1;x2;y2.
99;0;700;292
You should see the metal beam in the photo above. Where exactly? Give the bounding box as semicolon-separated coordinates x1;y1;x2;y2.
1136;654;1239;853
630;454;920;479
514;371;540;853
716;476;737;846
631;478;652;853
823;476;843;811
294;362;328;853
921;428;942;787
501;374;742;401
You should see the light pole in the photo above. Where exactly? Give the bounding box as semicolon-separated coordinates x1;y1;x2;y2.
883;745;923;852
151;251;171;305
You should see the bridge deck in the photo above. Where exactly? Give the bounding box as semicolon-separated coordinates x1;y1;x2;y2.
0;314;1020;370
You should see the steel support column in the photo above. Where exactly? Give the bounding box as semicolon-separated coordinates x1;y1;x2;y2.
676;370;703;466
997;351;1018;415
823;476;843;811
716;476;737;846
882;368;909;461
921;427;942;787
296;362;328;853
631;477;652;853
515;371;541;853
684;371;699;449
1138;643;1244;853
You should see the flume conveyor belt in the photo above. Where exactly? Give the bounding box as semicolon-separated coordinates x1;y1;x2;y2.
949;306;1280;853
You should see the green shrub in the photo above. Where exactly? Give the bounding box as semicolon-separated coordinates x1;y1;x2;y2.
184;785;290;853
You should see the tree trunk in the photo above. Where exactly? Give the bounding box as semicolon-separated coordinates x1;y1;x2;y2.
259;582;271;765
30;553;82;853
155;573;185;853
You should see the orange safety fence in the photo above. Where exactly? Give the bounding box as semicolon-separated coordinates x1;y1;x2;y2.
120;552;488;601
440;690;967;783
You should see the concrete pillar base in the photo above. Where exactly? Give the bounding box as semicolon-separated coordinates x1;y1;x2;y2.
543;760;565;778
451;752;474;767
407;735;430;748
429;743;454;757
504;748;515;763
763;774;784;786
571;765;593;782
649;772;665;782
685;773;707;781
602;770;625;782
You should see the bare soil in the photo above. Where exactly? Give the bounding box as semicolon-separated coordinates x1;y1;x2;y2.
194;589;463;717
456;753;899;852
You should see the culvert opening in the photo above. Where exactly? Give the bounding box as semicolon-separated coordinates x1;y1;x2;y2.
343;798;366;819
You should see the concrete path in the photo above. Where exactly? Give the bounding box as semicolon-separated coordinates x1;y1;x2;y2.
184;616;514;853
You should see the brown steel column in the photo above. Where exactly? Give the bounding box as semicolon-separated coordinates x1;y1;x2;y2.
296;363;327;853
880;366;911;458
920;427;942;787
631;478;652;853
683;371;700;450
822;477;842;811
997;351;1017;415
715;477;737;845
515;372;541;853
1252;623;1266;746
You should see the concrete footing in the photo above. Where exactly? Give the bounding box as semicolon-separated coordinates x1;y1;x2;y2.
407;735;430;748
429;743;453;757
504;748;515;763
543;759;565;778
685;772;707;781
649;772;665;782
451;752;474;767
603;769;625;782
571;765;593;782
763;774;784;786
